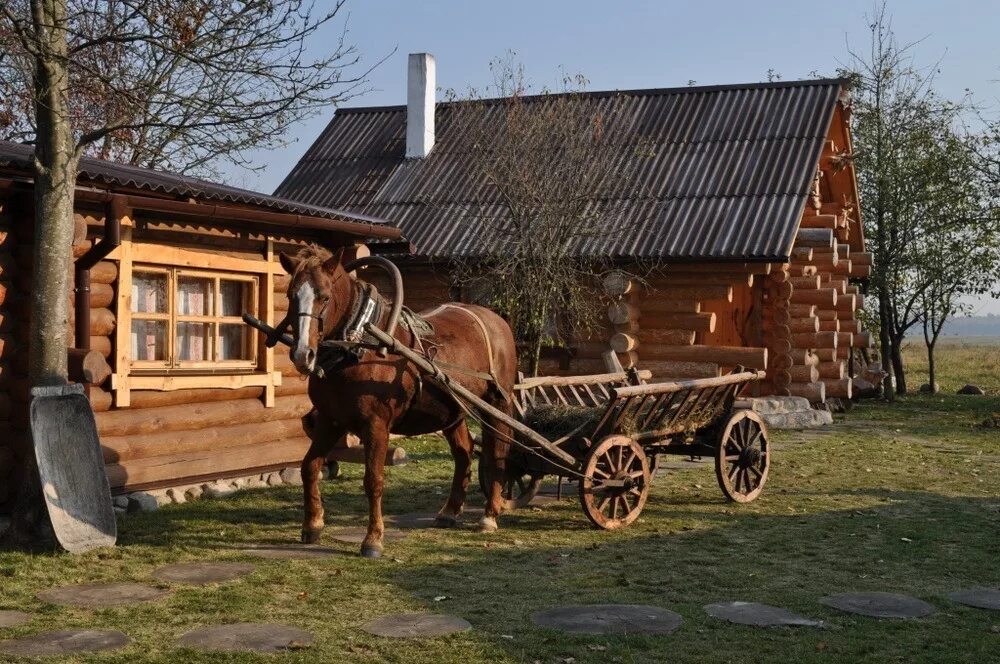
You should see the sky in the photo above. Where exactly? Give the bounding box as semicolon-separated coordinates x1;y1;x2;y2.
229;0;1000;315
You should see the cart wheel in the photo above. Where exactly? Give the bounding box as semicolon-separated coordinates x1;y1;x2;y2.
715;410;770;503
477;458;543;510
579;435;650;530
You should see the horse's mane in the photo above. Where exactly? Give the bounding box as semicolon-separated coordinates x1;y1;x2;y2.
292;244;332;270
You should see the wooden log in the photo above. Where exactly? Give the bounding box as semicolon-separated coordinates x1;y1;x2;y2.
818;361;846;379
853;331;873;349
790;288;837;307
791;247;814;261
90;307;116;336
790;349;819;366
790;365;819;383
601;272;633;297
102;417;305;463
791;331;838;349
68;348;112;385
824;377;853;399
637;328;696;346
818;319;841;332
836;243;851;259
772;308;791;326
0;334;13;361
790;317;819;333
788;304;816;318
816;310;837;321
636;344;767;368
640;311;715;333
836;332;854;349
794;228;835;249
789;381;825;403
767;337;792;355
838;320;859;334
609;332;638;353
849;263;872;279
96;394;311;438
799;214;839;229
104;436;313;490
657;274;750;289
851;251;873;266
641;299;701;314
791;276;821;290
792;265;818;277
607;302;640;325
814;348;836;362
640;360;719;380
810;249;840;266
89;387;113;413
91;261;118;284
89;282;114;308
89;336;112;358
647;284;733;302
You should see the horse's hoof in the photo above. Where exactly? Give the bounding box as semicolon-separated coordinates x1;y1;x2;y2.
360;542;383;559
434;515;458;528
478;516;498;533
301;529;322;544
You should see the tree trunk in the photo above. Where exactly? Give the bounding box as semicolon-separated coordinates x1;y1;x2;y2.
926;341;937;393
1;0;75;551
890;334;907;395
877;291;895;401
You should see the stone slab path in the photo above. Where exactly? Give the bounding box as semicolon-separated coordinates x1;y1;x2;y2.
0;610;31;628
0;630;130;657
819;592;935;618
328;528;407;544
153;562;256;585
177;623;313;652
948;588;1000;611
37;582;170;608
241;544;342;560
705;601;822;627
361;613;472;638
531;604;683;635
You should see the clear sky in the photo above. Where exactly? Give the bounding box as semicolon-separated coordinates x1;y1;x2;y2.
231;0;1000;314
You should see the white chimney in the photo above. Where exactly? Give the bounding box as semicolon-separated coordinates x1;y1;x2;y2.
406;53;436;159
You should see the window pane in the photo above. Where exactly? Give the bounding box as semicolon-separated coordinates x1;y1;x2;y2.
177;276;214;316
219;323;253;360
132;272;168;314
220;280;251;317
176;322;212;361
130;319;166;361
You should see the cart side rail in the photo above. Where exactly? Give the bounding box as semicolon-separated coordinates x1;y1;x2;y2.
591;369;765;441
513;370;651;417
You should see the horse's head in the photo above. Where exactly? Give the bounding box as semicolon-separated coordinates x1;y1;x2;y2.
278;245;351;375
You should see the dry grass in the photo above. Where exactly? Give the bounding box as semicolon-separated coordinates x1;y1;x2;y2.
0;341;997;663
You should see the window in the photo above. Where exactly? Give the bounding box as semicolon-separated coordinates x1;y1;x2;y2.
130;267;258;371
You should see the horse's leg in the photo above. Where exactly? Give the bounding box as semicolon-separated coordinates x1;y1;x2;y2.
300;415;344;544
359;417;390;558
435;418;474;528
479;392;513;533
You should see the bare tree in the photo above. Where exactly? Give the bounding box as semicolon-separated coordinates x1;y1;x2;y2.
0;0;371;549
442;57;648;375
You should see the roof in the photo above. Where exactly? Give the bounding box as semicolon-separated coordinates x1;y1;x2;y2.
275;78;846;262
0;139;394;228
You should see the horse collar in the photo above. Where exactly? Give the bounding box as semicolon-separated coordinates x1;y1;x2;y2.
342;281;382;344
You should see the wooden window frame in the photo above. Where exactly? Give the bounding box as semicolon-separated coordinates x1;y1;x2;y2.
110;236;282;408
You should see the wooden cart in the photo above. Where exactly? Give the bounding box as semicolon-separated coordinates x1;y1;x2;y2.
358;323;770;530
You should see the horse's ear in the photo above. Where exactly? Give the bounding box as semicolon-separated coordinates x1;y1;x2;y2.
278;252;298;275
322;247;346;273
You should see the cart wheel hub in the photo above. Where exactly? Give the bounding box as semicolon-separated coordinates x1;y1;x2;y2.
739;447;761;467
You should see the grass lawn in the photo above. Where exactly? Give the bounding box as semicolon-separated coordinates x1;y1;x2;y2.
0;343;998;663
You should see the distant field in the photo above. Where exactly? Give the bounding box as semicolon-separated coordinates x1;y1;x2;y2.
900;336;1000;394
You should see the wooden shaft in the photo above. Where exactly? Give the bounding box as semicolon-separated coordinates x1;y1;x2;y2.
613;370;764;398
640;361;719;379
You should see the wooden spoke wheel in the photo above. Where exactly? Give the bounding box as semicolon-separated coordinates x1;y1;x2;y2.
715;410;770;503
579;435;650;530
477;458;543;510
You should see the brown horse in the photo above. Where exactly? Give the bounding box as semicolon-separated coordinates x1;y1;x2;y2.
278;246;518;557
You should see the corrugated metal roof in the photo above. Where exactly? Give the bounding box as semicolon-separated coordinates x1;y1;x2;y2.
275;79;844;261
0;139;394;227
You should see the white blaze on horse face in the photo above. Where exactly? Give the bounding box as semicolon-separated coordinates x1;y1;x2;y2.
292;280;317;374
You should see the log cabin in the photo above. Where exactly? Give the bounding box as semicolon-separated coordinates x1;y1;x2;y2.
0;140;401;511
275;54;874;404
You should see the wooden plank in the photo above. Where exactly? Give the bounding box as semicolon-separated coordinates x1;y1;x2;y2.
113;226;134;407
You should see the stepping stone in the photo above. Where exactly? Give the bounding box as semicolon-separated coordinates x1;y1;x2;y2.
0;611;31;628
948;588;1000;611
531;604;682;635
177;623;313;652
819;592;935;618
388;510;484;529
0;629;130;657
37;582;170;608
705;601;823;627
361;613;472;638
240;544;341;560
328;527;407;544
153;562;256;585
